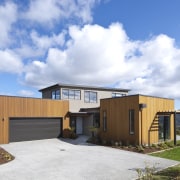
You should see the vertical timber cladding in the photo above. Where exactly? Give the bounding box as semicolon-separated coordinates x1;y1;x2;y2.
0;96;69;144
100;95;140;144
139;95;174;145
100;95;174;145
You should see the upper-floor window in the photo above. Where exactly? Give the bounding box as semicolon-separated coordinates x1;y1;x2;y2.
84;91;97;103
112;92;126;98
52;90;60;99
129;109;135;135
62;89;81;100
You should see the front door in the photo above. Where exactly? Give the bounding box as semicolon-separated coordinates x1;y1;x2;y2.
158;115;170;141
76;117;83;134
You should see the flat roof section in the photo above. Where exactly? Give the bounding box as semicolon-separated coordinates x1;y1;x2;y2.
39;83;130;92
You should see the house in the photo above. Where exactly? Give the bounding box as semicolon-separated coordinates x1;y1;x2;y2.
0;83;177;145
39;83;129;135
100;94;176;145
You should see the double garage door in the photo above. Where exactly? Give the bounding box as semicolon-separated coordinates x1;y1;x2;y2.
10;118;62;142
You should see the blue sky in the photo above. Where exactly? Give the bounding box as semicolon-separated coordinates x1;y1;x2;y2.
1;0;180;109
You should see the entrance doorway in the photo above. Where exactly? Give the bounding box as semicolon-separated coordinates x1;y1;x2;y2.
158;115;170;141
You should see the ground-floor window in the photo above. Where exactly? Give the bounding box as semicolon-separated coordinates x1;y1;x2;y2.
93;113;100;128
158;115;170;141
129;109;135;134
103;110;107;131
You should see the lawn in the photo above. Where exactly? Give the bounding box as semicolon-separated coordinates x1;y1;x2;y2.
150;146;180;161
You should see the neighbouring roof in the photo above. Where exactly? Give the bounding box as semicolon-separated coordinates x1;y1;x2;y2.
39;83;130;92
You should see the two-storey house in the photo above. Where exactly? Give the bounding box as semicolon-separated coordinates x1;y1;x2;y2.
39;83;130;135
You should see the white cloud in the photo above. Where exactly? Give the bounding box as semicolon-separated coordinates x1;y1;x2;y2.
0;50;23;74
30;30;66;50
0;2;17;48
24;0;100;25
23;23;180;100
18;89;35;97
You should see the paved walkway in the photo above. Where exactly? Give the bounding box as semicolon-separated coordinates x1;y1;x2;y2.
0;137;179;180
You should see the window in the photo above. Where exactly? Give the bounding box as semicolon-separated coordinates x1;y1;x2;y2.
112;92;126;98
62;89;80;100
52;90;60;99
93;113;100;128
129;109;135;134
84;91;97;103
103;110;107;131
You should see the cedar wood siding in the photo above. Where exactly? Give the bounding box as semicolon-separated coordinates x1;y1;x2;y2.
100;95;140;145
100;95;174;145
0;96;69;144
139;95;174;145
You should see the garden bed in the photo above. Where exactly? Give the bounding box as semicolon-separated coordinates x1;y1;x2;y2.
0;147;15;165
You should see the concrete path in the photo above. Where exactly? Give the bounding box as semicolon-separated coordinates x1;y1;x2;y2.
0;137;179;180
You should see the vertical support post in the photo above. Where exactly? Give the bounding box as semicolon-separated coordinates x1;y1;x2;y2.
174;112;176;145
141;109;143;145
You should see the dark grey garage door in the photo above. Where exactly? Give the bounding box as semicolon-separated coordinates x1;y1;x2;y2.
10;118;62;142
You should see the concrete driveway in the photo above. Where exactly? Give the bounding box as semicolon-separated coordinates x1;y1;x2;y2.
0;136;179;180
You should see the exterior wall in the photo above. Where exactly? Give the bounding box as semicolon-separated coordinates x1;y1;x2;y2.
139;96;174;145
100;95;174;145
69;90;113;112
41;86;128;112
100;95;140;145
0;96;69;144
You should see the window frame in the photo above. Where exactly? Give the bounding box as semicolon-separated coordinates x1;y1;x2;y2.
51;90;60;99
112;92;126;98
129;109;135;135
103;110;107;132
62;89;81;100
84;91;97;103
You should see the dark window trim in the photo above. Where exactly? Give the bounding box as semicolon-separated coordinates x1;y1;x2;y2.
103;110;107;132
62;88;81;100
84;91;97;103
129;109;135;135
52;90;60;99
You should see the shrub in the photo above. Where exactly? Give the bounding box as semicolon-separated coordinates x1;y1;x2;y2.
158;142;168;150
165;141;174;148
136;162;158;179
137;145;144;153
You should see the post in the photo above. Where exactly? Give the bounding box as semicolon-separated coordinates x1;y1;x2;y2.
141;109;143;145
174;112;176;145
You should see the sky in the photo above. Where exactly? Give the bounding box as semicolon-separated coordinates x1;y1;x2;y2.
1;0;180;109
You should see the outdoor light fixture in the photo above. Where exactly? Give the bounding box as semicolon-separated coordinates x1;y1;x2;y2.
139;103;147;111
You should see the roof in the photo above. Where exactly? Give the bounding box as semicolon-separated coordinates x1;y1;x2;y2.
39;83;130;92
100;94;174;101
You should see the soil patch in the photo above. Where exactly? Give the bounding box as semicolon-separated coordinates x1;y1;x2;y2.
0;147;15;165
112;146;162;154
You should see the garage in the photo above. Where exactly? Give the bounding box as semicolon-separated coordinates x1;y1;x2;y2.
9;118;62;142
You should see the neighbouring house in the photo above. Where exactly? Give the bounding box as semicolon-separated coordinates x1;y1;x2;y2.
100;94;176;145
39;83;129;135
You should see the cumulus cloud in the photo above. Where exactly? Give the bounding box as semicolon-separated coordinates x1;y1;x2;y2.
30;30;66;50
0;50;23;74
24;0;100;25
23;23;180;100
0;2;17;48
18;89;35;97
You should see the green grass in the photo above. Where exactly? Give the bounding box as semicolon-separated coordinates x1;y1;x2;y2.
150;147;180;161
